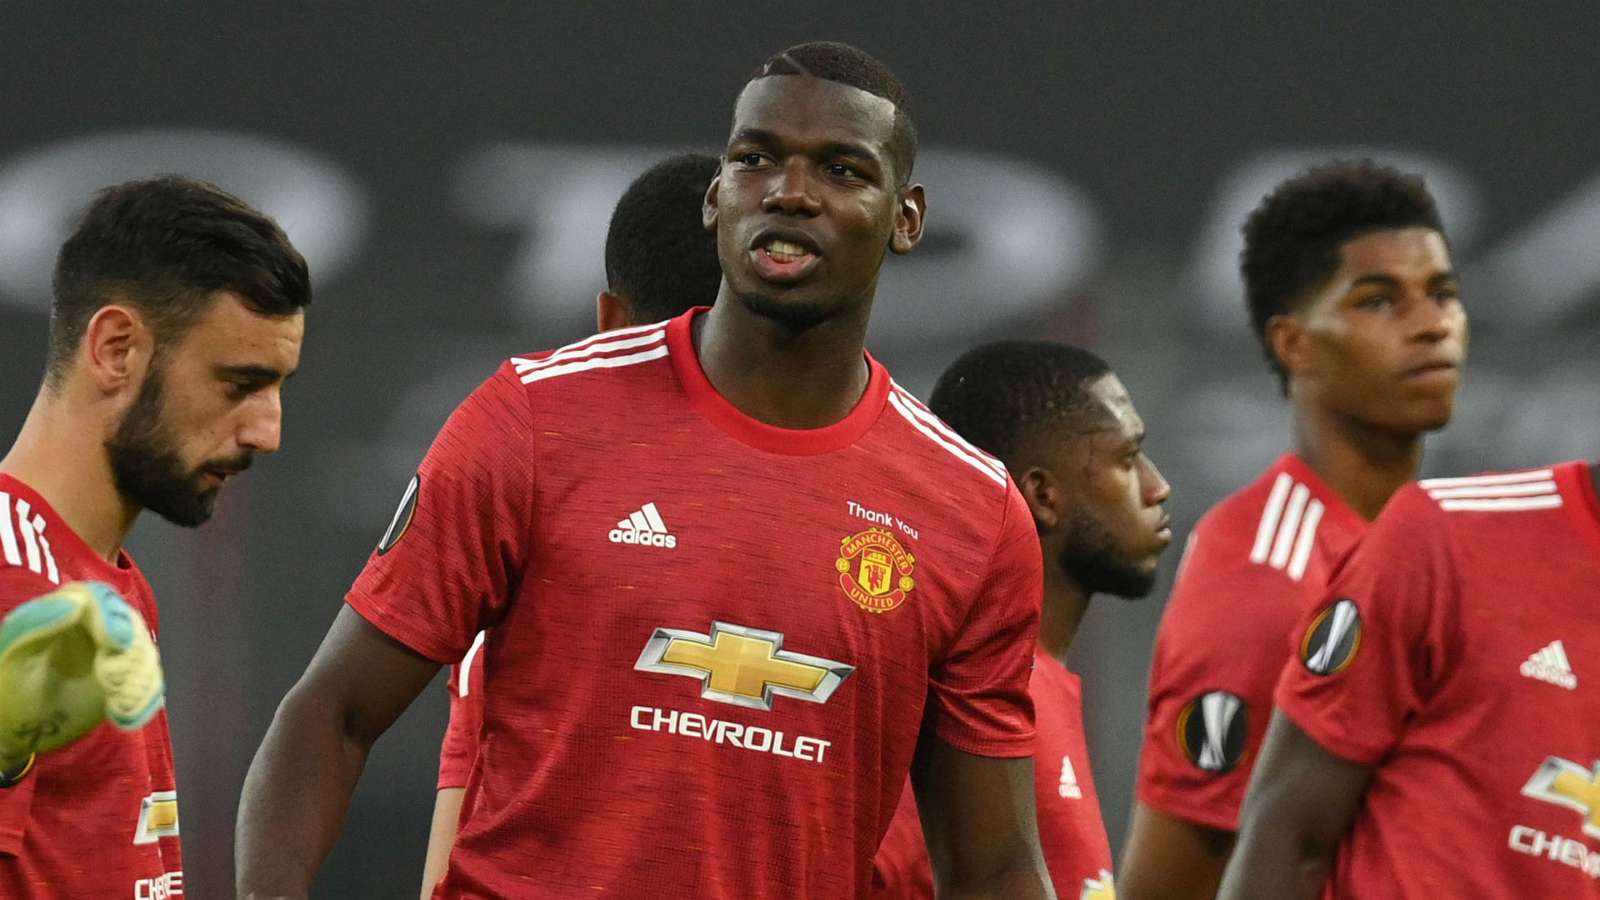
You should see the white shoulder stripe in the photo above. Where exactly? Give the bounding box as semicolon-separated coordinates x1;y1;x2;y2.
1268;483;1311;570
1437;495;1564;512
0;491;19;567
887;392;1006;487
1426;480;1557;499
519;344;669;385
1249;473;1293;564
458;630;487;698
888;384;1007;480
512;328;666;376
1419;469;1553;488
1286;499;1325;582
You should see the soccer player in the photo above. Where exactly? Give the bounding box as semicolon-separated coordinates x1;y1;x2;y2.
1219;458;1600;898
1119;160;1468;900
237;42;1056;899
873;341;1173;900
419;152;723;899
0;176;308;897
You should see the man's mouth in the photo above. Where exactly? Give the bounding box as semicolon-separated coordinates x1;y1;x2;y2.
750;234;821;283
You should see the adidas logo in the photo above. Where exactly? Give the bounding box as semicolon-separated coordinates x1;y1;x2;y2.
608;502;677;549
1521;640;1577;690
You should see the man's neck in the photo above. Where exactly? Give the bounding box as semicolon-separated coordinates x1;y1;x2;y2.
1291;401;1425;521
694;294;873;429
0;390;136;563
1037;562;1091;660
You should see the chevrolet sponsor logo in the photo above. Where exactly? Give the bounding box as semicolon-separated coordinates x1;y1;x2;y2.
1524;756;1600;839
634;621;854;711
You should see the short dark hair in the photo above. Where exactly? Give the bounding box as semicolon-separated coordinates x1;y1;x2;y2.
929;340;1113;469
751;41;918;187
1241;159;1444;391
603;154;723;322
48;175;310;383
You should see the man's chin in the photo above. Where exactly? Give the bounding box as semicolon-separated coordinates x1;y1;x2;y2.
735;288;836;332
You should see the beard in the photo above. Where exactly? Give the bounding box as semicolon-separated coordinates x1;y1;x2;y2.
104;364;249;527
734;288;838;333
1057;507;1158;600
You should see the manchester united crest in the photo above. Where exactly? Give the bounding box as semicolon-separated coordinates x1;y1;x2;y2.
836;527;916;614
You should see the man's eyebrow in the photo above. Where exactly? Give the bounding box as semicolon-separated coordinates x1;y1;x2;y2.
214;363;294;382
1347;274;1401;290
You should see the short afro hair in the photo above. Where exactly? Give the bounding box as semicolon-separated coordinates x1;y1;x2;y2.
1241;159;1445;392
49;175;309;385
929;341;1113;471
751;41;918;187
603;153;722;323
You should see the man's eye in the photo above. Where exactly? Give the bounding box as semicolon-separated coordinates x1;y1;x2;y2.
734;152;767;167
826;163;856;177
1356;295;1393;310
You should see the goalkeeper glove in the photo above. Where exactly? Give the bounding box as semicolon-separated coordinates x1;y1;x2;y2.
0;581;164;780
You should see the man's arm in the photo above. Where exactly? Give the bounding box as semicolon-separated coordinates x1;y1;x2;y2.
236;606;440;899
1216;711;1370;900
910;735;1055;900
1117;803;1234;900
420;787;464;899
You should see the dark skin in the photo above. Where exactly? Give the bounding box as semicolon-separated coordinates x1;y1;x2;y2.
237;74;1049;899
1118;227;1467;900
1216;713;1371;899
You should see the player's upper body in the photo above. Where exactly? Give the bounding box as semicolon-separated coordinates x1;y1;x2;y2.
874;342;1173;900
0;176;307;897
1219;460;1600;899
419;152;724;899
1136;452;1365;829
237;42;1059;900
1121;159;1468;900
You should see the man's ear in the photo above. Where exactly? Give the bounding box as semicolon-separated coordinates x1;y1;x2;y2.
1018;466;1064;532
596;290;634;333
890;184;926;255
702;173;721;235
82;304;151;394
1265;313;1309;382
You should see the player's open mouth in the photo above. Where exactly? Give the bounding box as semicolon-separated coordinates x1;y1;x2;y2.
749;233;821;283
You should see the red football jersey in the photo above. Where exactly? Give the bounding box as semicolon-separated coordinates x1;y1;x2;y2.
346;309;1043;899
872;651;1115;900
1276;461;1600;898
436;631;486;791
1137;453;1365;831
0;474;183;898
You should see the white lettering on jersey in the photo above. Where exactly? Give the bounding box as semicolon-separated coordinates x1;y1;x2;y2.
133;870;184;899
1508;825;1600;879
628;705;830;764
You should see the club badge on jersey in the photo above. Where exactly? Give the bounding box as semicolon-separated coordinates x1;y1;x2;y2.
835;527;916;614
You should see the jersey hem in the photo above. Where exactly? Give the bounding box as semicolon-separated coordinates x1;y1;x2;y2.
1133;783;1239;833
343;592;458;665
930;725;1036;759
1274;699;1387;767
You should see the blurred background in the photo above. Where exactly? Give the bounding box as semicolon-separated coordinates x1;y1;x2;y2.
3;3;1598;895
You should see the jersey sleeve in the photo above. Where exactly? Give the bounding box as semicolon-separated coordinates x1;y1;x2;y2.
1273;487;1456;766
925;482;1041;758
345;365;538;664
1135;529;1315;832
437;636;486;791
0;566;60;854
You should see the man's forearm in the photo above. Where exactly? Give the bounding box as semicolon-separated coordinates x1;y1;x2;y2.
235;684;373;898
1216;788;1337;900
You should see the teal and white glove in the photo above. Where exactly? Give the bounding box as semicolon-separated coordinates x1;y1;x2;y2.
0;581;164;781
